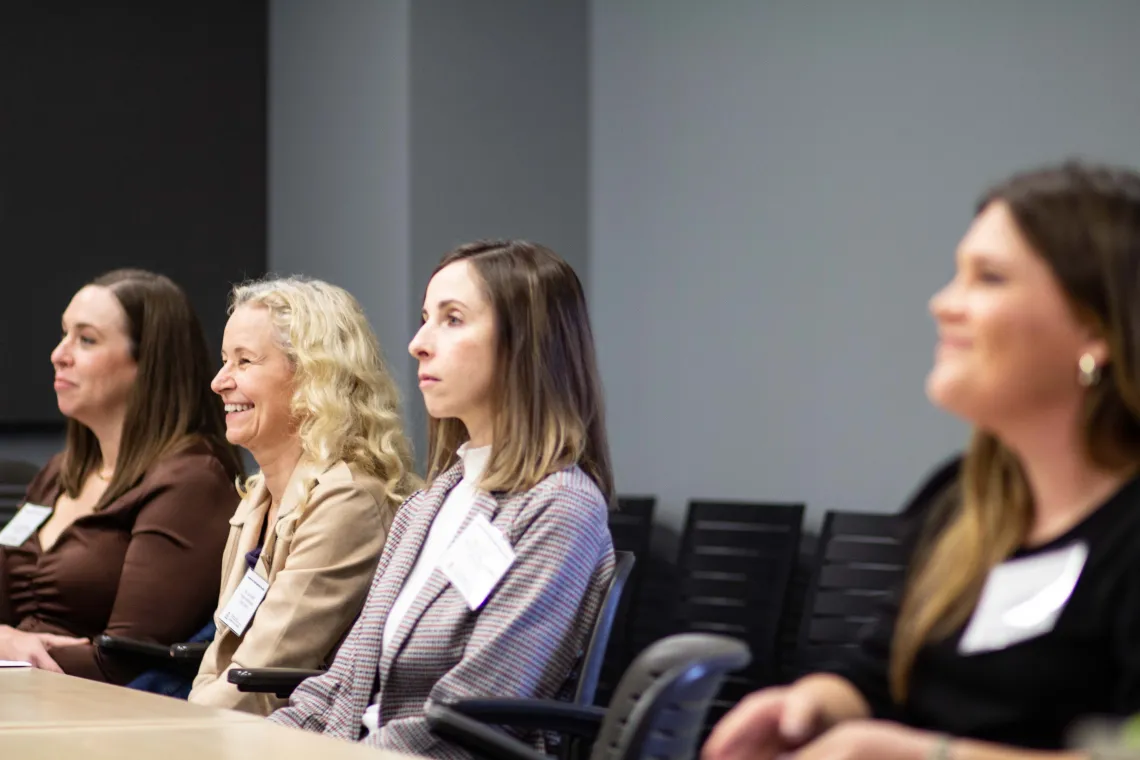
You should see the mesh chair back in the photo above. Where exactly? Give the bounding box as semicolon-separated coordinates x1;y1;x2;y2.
590;633;751;760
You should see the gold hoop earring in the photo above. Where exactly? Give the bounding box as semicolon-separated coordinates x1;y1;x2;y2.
1078;353;1102;387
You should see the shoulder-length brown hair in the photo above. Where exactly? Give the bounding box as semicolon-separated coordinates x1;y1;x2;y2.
423;240;614;504
890;162;1140;701
59;269;243;508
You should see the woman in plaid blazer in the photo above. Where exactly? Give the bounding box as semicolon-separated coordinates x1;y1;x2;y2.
268;240;617;759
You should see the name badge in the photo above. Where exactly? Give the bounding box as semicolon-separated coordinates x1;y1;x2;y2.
218;568;270;636
959;540;1088;655
0;504;53;548
438;514;516;611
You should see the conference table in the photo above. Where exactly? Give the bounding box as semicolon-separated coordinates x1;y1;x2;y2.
0;667;421;759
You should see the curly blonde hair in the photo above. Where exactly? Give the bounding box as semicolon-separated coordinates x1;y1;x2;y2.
230;276;420;509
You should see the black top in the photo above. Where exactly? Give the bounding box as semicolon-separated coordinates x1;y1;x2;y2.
833;461;1140;750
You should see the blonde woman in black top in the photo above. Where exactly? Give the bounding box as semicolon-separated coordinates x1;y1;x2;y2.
705;162;1140;760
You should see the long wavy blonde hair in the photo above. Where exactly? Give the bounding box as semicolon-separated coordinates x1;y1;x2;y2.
890;162;1140;701
230;276;420;510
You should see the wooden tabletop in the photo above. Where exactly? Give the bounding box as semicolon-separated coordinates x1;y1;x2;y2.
0;722;422;759
0;668;258;729
0;668;423;758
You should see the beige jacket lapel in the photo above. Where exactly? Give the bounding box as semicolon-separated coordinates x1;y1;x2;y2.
215;478;270;637
215;459;319;638
259;458;320;572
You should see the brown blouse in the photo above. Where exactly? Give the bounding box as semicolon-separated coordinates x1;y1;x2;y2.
0;442;239;684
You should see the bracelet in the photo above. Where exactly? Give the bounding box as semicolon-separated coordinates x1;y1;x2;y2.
928;734;953;760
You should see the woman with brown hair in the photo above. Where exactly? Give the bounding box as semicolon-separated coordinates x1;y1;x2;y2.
0;269;242;682
704;162;1140;760
267;240;616;759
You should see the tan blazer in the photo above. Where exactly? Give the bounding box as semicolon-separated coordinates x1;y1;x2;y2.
189;458;395;715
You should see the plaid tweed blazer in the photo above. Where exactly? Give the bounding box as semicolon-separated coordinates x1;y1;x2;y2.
267;461;615;759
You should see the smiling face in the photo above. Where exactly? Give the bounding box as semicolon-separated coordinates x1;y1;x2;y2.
210;304;297;458
408;260;499;446
926;201;1108;432
50;285;139;431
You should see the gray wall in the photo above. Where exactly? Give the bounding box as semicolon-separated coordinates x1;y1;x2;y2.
0;0;589;474
7;2;1140;535
270;0;413;409
407;0;589;456
271;0;589;463
590;0;1140;533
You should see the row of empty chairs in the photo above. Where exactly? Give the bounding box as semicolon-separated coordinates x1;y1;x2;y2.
601;496;908;737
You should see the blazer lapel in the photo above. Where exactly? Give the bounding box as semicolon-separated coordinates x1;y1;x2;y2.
372;467;463;619
376;483;503;697
260;458;319;572
215;479;270;638
336;467;462;711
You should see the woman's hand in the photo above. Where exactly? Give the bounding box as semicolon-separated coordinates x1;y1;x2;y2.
792;721;942;760
0;625;87;673
705;675;873;760
703;685;832;760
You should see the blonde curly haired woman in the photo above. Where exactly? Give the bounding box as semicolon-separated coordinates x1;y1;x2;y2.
188;276;419;715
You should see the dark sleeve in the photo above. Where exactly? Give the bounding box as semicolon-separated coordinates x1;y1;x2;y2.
1112;558;1140;712
0;456;62;625
816;453;963;719
51;455;238;683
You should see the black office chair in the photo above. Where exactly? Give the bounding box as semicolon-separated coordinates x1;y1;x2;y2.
0;459;40;526
794;511;906;674
228;550;638;706
794;454;962;675
597;496;655;704
96;628;212;670
426;633;752;760
673;499;804;729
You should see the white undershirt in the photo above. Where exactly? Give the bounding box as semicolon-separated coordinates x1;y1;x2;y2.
363;443;491;738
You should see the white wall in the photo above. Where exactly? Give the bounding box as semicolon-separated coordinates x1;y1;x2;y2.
590;0;1140;531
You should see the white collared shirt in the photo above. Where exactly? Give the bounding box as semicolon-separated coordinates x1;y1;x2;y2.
363;443;491;737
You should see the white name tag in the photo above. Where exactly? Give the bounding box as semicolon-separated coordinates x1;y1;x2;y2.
0;504;53;548
438;514;516;611
218;568;270;636
959;540;1088;655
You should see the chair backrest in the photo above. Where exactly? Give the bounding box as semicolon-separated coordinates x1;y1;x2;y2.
598;497;656;704
795;455;963;675
590;633;751;760
674;500;803;720
574;550;636;704
0;459;40;527
796;510;906;673
609;497;655;559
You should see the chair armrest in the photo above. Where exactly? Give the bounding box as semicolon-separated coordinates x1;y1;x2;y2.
94;635;173;661
425;703;547;760
227;667;324;698
446;698;606;738
170;641;209;663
